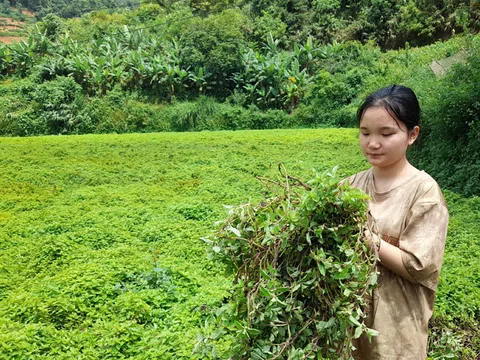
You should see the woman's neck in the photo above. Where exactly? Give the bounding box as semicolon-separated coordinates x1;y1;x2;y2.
373;156;412;179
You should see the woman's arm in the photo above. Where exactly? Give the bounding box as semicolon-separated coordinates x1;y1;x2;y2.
366;232;418;284
377;236;418;283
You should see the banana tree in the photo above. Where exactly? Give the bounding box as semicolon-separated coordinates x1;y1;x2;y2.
263;32;281;55
28;25;52;56
123;48;147;89
235;38;314;111
147;54;167;95
284;58;313;111
102;54;126;93
120;26;147;50
56;33;83;58
0;46;13;76
236;47;289;109
161;64;188;100
9;38;36;77
65;53;98;94
188;66;210;94
294;36;319;74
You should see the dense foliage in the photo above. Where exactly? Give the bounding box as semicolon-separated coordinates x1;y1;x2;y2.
0;22;471;125
0;129;477;359
206;168;377;359
6;0;139;18
410;36;480;197
7;0;480;46
0;2;477;119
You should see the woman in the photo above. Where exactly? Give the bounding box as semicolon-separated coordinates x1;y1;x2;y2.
345;85;449;359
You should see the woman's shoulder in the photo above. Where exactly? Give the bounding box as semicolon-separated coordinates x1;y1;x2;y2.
342;168;372;188
411;170;447;207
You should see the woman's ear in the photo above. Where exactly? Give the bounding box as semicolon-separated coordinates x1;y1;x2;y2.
408;126;420;145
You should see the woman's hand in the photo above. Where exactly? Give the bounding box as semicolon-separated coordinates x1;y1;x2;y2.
364;229;381;254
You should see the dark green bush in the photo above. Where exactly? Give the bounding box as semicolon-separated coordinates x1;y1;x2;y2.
210;105;297;130
293;102;357;128
81;97;166;134
411;39;480;197
174;9;247;98
133;99;297;132
167;97;219;132
0;94;42;136
18;76;85;135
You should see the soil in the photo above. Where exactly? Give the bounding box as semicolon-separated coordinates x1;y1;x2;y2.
0;18;24;26
0;36;24;44
0;25;22;31
0;17;25;33
8;8;35;17
21;9;35;17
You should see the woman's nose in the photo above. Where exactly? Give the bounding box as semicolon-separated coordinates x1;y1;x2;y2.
368;138;381;149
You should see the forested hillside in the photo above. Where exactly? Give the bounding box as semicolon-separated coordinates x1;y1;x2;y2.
2;1;480;43
4;0;139;18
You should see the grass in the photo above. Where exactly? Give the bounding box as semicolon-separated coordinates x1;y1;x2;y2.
0;129;477;359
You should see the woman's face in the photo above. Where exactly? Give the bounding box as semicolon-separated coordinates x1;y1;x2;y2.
359;106;419;169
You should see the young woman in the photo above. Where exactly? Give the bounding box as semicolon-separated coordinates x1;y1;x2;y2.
345;85;449;359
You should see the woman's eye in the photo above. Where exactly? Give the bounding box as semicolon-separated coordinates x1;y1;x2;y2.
361;133;369;136
382;133;393;137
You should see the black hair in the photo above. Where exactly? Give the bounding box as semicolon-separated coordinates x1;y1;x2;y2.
357;85;420;131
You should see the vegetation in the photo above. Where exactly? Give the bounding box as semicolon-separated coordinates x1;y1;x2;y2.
5;0;139;19
6;0;480;46
410;36;480;197
205;168;377;359
0;2;478;356
0;129;477;359
0;8;478;198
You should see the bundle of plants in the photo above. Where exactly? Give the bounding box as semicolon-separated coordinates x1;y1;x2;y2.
206;166;379;359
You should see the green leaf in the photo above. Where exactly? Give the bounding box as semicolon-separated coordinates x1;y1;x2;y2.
318;263;326;276
354;326;363;339
349;315;362;327
227;226;241;237
259;286;272;299
366;328;380;341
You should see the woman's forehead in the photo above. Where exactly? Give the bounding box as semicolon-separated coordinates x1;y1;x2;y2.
360;106;406;130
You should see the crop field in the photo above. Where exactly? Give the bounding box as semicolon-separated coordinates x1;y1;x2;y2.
0;129;478;359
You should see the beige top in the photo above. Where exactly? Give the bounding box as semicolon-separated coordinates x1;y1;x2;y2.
346;168;449;360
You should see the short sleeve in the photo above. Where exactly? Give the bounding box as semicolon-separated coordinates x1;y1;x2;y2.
400;185;449;291
339;173;356;187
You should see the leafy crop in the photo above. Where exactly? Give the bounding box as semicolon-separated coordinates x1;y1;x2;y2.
204;167;378;359
0;129;477;358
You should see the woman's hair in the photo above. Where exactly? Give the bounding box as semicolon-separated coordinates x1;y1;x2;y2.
357;85;420;131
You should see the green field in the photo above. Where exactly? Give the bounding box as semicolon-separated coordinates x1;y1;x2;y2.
0;129;478;359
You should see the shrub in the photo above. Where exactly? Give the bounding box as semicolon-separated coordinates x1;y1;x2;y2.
0;94;42;136
168;97;219;132
174;9;248;98
293;102;358;128
209;104;297;130
19;76;85;135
